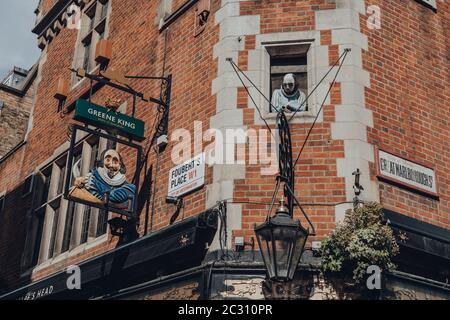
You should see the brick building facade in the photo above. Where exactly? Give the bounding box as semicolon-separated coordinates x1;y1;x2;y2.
0;0;448;299
0;66;37;158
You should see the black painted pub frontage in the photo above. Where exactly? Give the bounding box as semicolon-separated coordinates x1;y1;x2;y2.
0;206;449;300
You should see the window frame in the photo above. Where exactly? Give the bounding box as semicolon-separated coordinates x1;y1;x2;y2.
257;40;317;123
71;0;112;87
64;125;141;218
267;44;310;114
0;192;5;215
20;208;45;272
22;174;35;198
250;31;325;126
28;133;112;268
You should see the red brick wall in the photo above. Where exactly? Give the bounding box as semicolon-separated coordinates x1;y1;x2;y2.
233;0;342;247
0;78;36;292
0;0;448;291
0;0;221;285
363;0;449;228
0;80;35;157
225;0;449;248
139;0;220;232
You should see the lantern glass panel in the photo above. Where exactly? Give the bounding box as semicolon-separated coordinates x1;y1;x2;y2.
272;225;302;279
287;231;308;279
257;227;276;278
274;238;292;279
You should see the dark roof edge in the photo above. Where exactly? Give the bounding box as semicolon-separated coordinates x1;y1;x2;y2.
0;210;218;300
387;271;450;293
0;64;38;96
20;64;39;93
32;0;72;37
0;141;27;166
0;84;24;96
384;209;450;244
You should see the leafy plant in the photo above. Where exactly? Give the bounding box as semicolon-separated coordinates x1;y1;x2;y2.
320;202;399;284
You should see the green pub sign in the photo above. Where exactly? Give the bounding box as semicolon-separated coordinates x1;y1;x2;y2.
74;99;145;141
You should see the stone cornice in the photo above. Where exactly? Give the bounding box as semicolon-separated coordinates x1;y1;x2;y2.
32;0;90;50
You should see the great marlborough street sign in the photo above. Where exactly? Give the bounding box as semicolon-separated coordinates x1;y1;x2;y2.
74;99;145;141
376;148;438;197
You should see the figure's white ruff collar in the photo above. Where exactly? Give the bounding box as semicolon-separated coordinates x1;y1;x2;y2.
98;167;126;186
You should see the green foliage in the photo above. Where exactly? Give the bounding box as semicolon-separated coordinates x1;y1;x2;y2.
320;202;399;284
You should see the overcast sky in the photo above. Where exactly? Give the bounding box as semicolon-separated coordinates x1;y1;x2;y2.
0;0;40;80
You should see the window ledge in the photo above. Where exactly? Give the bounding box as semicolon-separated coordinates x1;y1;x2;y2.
32;258;55;272
262;109;317;124
85;233;108;250
32;233;108;273
47;194;63;209
20;267;34;278
70;65;100;91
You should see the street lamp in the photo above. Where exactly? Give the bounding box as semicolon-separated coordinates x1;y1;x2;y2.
255;198;309;282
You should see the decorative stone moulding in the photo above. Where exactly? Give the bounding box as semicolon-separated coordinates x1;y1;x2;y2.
35;0;91;50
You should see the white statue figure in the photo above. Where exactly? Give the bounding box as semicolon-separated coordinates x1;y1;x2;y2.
271;73;307;113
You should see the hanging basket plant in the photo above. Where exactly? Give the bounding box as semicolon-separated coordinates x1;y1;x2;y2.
320;202;400;299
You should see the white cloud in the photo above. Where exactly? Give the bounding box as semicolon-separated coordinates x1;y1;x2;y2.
0;0;40;79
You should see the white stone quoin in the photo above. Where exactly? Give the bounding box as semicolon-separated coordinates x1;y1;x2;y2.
207;0;380;252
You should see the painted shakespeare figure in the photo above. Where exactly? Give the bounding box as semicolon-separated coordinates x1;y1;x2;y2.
69;149;136;209
271;73;307;113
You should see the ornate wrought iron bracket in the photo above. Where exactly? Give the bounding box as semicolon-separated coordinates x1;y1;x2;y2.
266;111;316;235
68;68;170;117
